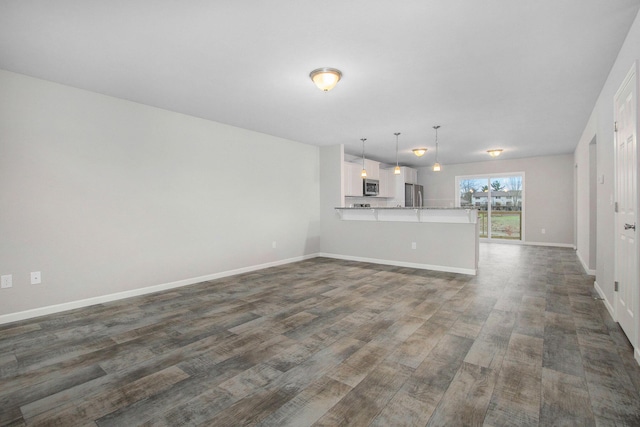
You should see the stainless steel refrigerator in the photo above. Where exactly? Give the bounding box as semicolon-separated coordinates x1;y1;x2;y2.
405;183;424;207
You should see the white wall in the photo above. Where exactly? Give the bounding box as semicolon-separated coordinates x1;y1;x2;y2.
574;9;640;312
0;70;320;319
417;154;574;246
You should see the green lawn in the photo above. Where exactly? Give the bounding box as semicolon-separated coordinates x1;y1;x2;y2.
478;211;521;239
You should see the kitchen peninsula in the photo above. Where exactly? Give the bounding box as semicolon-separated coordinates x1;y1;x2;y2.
328;206;480;275
336;206;478;223
319;145;479;276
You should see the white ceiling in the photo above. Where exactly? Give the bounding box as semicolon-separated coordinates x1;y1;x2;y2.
1;1;639;168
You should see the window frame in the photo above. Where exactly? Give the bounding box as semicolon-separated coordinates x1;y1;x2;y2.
455;172;526;242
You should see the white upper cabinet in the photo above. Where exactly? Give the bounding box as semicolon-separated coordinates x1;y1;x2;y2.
343;162;363;196
362;159;380;180
392;166;418;206
403;167;418;184
344;160;405;199
378;168;395;198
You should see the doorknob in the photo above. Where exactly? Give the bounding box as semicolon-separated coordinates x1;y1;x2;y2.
624;223;636;230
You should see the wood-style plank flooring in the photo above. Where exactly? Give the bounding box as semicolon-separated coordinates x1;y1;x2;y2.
2;244;640;426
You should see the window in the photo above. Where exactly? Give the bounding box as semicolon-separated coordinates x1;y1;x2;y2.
457;173;524;240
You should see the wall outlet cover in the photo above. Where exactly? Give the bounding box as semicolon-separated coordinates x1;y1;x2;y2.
31;271;41;285
1;275;12;289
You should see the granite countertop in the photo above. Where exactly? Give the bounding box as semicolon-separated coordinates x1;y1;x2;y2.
335;206;478;210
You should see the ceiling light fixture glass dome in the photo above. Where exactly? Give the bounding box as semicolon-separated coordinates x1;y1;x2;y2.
309;68;342;91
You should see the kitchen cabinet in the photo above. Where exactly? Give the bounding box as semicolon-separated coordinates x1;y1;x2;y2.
344;161;363;196
393;166;418;206
378;168;396;198
344;159;395;198
403;167;418;184
362;159;380;180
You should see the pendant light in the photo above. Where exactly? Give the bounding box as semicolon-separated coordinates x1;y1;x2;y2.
360;138;367;178
394;132;401;175
433;125;441;172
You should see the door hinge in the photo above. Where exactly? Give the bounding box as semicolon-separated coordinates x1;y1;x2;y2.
614;121;618;132
615;281;619;292
615;202;618;213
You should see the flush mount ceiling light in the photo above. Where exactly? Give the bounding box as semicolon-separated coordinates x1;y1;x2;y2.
487;149;503;157
309;68;342;91
394;132;401;174
412;148;428;157
360;138;367;178
433;125;441;172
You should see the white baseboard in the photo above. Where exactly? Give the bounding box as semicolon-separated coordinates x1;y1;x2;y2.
594;280;615;319
318;252;477;276
593;281;640;366
576;250;596;276
0;254;319;326
481;240;575;249
520;241;576;249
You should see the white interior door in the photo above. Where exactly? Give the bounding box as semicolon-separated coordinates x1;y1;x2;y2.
614;63;638;349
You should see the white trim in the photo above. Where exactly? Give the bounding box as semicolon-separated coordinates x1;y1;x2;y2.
594;280;615;319
520;241;575;249
455;172;525;241
481;239;574;249
0;254;318;326
318;252;477;276
576;249;596;275
613;61;640;354
636;348;640;365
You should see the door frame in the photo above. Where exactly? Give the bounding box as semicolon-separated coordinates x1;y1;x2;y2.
613;61;639;361
455;172;526;242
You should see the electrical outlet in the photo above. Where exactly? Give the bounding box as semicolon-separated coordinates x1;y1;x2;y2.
541;228;546;234
31;271;41;285
411;242;417;249
1;275;12;289
272;241;277;249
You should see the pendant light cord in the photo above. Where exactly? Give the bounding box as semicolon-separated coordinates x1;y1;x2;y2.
434;125;440;162
394;132;400;167
360;138;367;177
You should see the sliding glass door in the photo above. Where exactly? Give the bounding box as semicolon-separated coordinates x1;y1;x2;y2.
457;174;524;240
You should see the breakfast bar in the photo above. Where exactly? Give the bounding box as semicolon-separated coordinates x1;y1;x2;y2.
335;206;478;223
323;207;480;275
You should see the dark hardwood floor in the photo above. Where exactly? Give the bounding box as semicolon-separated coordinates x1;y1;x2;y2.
1;244;640;426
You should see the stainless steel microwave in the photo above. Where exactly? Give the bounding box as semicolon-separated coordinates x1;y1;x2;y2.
363;179;379;196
